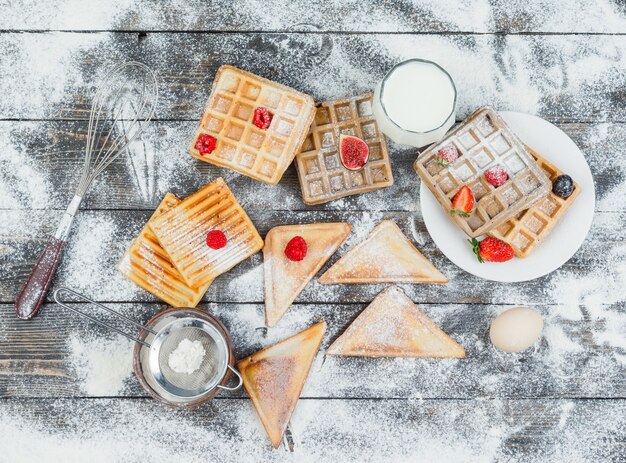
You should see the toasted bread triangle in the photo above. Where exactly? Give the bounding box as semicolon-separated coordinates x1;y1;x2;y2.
238;322;326;448
318;220;447;284
264;223;352;327
328;286;464;358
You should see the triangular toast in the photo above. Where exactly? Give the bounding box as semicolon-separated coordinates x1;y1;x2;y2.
328;286;465;358
318;220;447;284
238;321;326;448
264;223;352;327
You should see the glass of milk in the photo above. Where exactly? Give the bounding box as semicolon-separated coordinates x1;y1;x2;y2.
373;59;456;148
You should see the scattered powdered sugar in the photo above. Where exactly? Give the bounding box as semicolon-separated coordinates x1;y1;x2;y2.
0;32;109;119
0;130;55;209
61;213;137;300
66;332;133;395
0;396;623;462
223;259;264;303
2;0;626;34
545;242;626;362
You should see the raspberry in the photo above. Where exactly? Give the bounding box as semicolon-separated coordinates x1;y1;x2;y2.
253;107;272;129
206;230;227;250
484;165;508;187
435;145;459;167
195;134;217;156
284;236;307;261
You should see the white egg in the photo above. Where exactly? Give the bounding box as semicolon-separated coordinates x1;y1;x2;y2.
489;307;543;353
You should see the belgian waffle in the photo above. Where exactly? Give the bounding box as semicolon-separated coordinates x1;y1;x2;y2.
414;106;551;237
117;193;213;307
295;93;394;205
190;65;316;185
149;178;263;288
488;146;580;257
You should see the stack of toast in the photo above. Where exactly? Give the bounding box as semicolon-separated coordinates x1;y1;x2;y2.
118;177;263;306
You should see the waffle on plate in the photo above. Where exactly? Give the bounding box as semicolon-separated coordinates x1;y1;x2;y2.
414;106;551;237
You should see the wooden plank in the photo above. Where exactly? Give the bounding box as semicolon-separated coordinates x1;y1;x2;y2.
0;397;624;461
1;297;625;399
0;209;623;304
1;0;626;34
0;120;622;212
1;32;626;122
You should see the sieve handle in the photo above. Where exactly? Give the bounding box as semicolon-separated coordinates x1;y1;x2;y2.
217;365;243;391
52;287;158;347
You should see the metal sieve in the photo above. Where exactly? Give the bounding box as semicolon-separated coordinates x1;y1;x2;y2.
53;287;242;406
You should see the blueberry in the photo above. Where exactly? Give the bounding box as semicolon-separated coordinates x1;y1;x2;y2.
552;175;574;198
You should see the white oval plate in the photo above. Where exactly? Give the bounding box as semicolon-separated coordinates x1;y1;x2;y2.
420;111;595;282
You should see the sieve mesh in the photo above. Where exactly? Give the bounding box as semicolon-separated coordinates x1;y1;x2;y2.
157;326;222;390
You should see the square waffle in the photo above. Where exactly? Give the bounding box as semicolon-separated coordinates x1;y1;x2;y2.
488;146;580;257
295;93;394;205
117;193;213;307
149;178;264;288
414;106;551;238
190;65;316;185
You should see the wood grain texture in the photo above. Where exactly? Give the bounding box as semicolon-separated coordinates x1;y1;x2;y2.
1;1;625;460
1;0;625;34
1;300;624;400
1;397;624;461
1;209;623;304
0;120;622;212
1;32;626;122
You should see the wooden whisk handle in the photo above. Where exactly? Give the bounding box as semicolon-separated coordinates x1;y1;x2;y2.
15;237;65;320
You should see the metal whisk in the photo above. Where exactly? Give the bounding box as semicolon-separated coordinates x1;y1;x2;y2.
15;61;159;320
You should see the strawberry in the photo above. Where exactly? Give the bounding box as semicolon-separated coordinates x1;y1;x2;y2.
469;237;514;263
435;145;459;167
450;185;474;217
484;165;508;187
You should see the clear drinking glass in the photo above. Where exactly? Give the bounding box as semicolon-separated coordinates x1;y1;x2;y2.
373;58;457;148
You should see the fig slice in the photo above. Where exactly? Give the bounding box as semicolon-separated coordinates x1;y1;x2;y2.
339;135;369;170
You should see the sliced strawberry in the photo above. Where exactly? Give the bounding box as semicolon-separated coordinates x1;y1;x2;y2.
450;185;474;217
469;237;514;263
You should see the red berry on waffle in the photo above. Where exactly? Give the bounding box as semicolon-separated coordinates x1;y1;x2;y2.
484;165;509;187
206;230;227;249
450;185;474;217
253;107;273;129
195;134;217;156
435;145;459;167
